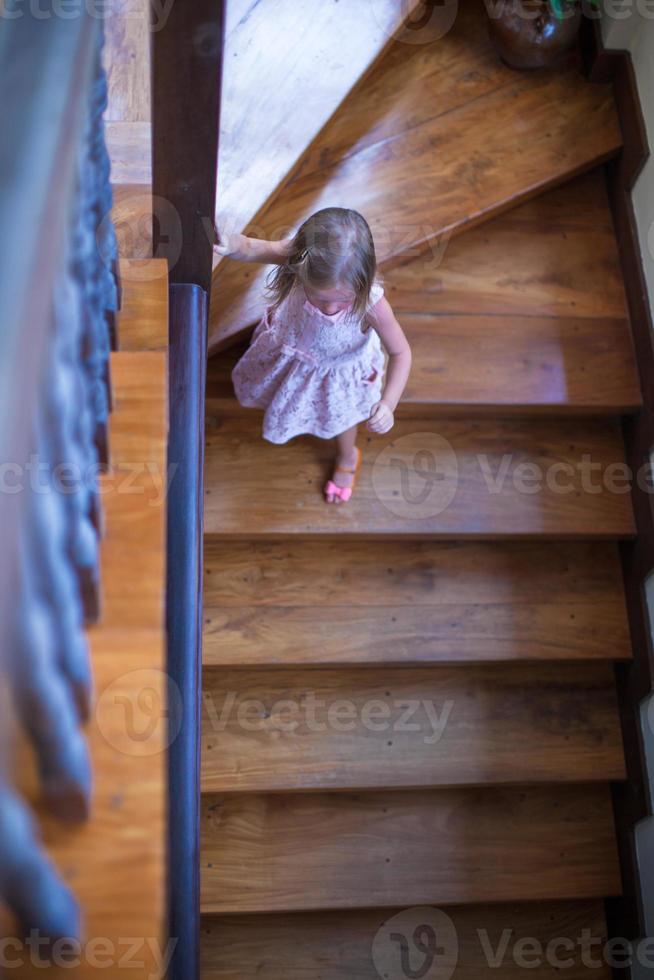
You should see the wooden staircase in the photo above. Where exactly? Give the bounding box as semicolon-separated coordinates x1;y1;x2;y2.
207;1;622;354
200;5;639;977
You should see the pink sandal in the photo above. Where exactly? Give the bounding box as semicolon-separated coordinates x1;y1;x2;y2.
324;448;362;503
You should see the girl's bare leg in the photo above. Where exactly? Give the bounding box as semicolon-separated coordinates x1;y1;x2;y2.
326;424;359;504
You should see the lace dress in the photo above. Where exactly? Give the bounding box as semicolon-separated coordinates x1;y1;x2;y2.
232;281;386;444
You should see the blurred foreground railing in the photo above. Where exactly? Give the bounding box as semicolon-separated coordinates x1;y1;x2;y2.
0;5;118;943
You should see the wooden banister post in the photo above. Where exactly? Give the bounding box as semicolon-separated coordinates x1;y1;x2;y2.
151;0;226;297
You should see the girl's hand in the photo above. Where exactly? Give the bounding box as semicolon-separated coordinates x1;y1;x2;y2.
367;400;394;435
213;223;239;257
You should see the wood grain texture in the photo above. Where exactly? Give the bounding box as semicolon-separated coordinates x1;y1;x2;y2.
398;313;640;414
208;13;622;352
104;0;150;124
151;0;224;291
201;662;625;792
112;183;153;260
206;171;640;416
104;0;425;198
200;785;622;912
104;0;151;184
387;171;630;320
118;258;169;351
12;633;167;979
12;309;169;974
215;0;426;238
203;540;632;666
106;121;151;185
100;352;168;631
201;901;612;979
203;416;634;538
206;315;641;417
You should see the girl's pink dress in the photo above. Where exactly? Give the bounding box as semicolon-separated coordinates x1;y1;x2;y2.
232;281;386;444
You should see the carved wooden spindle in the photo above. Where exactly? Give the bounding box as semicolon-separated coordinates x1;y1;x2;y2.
0;782;80;941
90;30;119;352
49;270;102;627
72;26;119;475
39;296;96;716
9;489;93;823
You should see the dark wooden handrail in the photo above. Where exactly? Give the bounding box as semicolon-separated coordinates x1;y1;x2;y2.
151;5;225;977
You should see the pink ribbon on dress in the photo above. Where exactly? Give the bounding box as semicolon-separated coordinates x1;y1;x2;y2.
281;343;318;367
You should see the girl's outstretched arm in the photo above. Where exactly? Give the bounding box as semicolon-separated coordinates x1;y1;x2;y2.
214;224;292;264
367;297;412;435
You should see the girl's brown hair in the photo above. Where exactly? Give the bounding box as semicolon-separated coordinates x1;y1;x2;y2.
266;207;377;321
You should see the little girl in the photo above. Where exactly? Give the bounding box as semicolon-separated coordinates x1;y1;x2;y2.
214;207;412;504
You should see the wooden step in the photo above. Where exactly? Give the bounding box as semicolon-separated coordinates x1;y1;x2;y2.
112;183;154;261
118;258;169;351
207;312;640;418
208;6;622;352
386;171;629;321
200;785;621;912
201;662;625;793
206;172;640;416
201;900;612;979
102;351;168;630
203;540;632;667
204;416;634;538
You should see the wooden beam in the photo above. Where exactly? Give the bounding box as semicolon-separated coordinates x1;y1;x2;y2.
151;0;225;294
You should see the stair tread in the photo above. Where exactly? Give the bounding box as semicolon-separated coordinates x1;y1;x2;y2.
203;540;631;666
207;172;640;416
201;901;612;979
207;312;640;416
204;416;634;538
201;662;625;793
386;172;630;320
201;785;621;912
208;9;621;352
103;351;168;630
118;258;169;351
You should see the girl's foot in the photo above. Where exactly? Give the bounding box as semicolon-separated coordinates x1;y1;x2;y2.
324;447;361;504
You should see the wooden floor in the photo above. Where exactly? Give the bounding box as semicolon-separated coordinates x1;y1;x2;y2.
9;260;169;978
199;4;636;977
